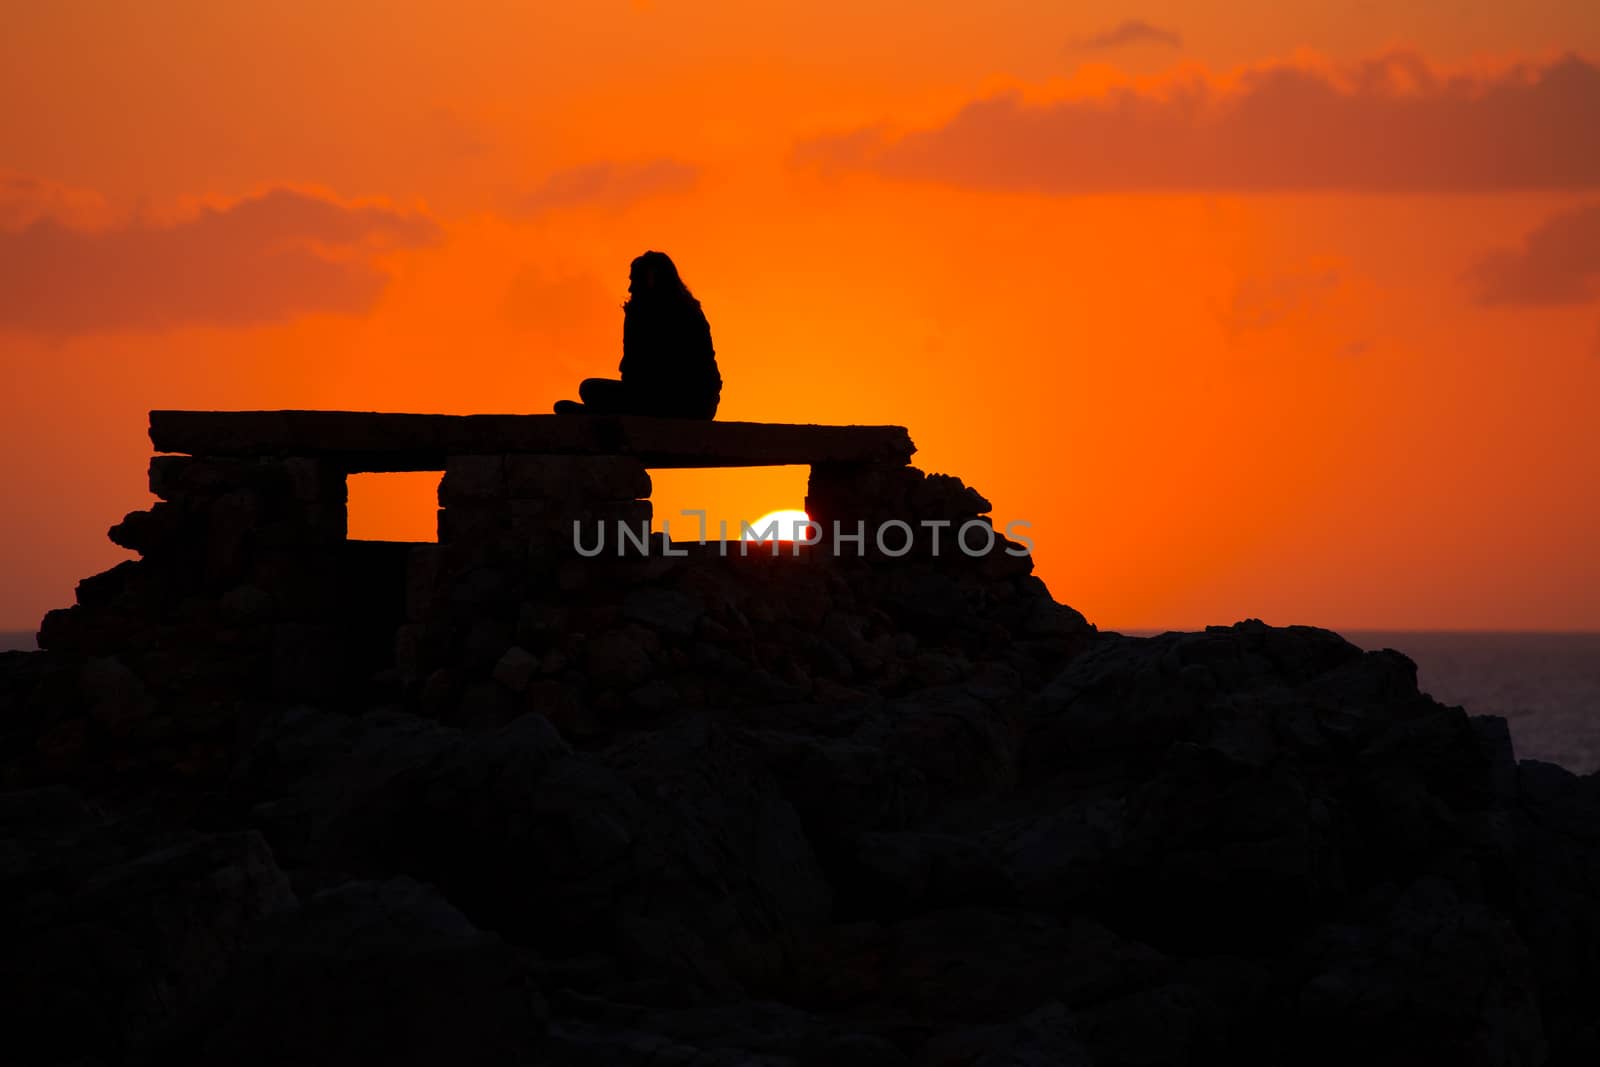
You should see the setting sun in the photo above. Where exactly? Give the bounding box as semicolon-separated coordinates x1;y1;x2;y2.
742;509;813;541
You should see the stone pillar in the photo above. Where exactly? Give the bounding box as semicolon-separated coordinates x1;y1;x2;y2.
35;453;353;781
804;461;1025;570
435;453;652;559
804;461;923;539
403;453;654;722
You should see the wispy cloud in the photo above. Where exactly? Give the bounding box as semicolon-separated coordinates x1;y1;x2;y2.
517;158;698;214
795;53;1600;193
0;170;113;230
1223;264;1343;336
0;184;440;335
1466;202;1600;306
1217;259;1381;358
1071;19;1182;51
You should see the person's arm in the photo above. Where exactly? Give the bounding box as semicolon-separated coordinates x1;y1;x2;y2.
618;306;636;378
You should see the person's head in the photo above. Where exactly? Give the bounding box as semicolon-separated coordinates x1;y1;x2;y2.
627;250;695;304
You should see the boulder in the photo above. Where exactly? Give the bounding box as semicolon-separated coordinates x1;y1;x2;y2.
0;787;295;1064
161;878;545;1067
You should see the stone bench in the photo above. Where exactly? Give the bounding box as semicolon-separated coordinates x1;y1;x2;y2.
149;410;916;471
146;409;965;555
40;408;1022;709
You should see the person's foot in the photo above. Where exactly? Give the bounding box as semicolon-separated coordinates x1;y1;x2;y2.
553;399;584;414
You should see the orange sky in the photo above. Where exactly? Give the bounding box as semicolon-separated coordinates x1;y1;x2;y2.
3;2;1599;632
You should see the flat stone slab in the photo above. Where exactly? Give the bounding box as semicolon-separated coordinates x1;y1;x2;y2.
149;411;916;472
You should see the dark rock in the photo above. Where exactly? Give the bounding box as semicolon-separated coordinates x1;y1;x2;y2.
1511;760;1600;1064
10;413;1597;1066
160;878;545;1066
881;684;1017;795
621;586;705;637
1295;877;1544;1067
838;830;1013;917
108;504;182;554
785;908;1168;1023
543;998;906;1066
1109;742;1345;953
73;559;140;608
491;644;538;692
922;1001;1093;1066
239;708;827;992
1072;956;1278;1067
218;583;274;625
601;717;834;973
984;798;1126;913
583;626;657;687
438;454;505;502
0;787;294;1064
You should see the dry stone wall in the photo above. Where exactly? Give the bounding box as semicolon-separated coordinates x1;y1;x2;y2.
27;423;1088;787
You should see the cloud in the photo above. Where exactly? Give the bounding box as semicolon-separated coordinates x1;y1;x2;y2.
1465;202;1600;306
517;158;698;214
422;109;492;161
1223;264;1343;337
794;52;1600;193
0;186;440;336
1072;19;1182;51
498;265;620;370
1216;258;1384;358
0;170;113;229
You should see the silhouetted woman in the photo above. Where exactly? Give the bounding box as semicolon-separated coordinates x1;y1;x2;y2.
553;251;722;419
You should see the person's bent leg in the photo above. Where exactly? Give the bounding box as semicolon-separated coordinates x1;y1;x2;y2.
578;378;639;414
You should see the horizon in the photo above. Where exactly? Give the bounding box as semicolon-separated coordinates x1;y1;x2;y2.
10;626;1600;646
3;3;1598;631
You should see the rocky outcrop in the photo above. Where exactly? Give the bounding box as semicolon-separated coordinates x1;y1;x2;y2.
153;877;547;1067
0;786;295;1065
5;621;1597;1065
2;412;1596;1064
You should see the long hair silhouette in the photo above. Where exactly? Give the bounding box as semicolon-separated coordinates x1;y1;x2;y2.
626;250;698;307
553;250;721;419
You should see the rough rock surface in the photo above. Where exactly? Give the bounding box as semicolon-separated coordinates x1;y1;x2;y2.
6;615;1597;1065
3;424;1597;1064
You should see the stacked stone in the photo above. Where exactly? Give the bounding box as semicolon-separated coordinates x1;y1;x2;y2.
32;454;351;783
433;453;652;558
805;462;1029;573
395;454;655;726
41;455;348;645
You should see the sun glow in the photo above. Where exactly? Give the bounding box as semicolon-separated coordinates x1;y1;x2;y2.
742;509;813;541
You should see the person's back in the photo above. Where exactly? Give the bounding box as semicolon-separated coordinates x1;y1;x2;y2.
554;251;721;419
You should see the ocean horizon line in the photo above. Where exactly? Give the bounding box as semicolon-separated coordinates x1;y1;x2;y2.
6;626;1600;652
1116;627;1600;637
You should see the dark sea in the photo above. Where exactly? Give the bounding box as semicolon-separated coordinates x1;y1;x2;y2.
1344;631;1600;776
3;628;1596;774
1120;629;1600;776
